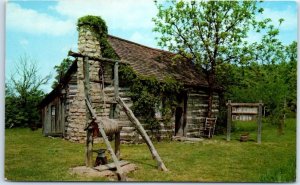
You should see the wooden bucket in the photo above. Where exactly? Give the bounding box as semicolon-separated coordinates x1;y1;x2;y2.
240;133;249;142
101;117;121;135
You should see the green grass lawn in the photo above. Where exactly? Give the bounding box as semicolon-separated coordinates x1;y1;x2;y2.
5;118;296;182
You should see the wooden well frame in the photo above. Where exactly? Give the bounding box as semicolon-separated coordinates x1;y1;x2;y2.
226;100;263;144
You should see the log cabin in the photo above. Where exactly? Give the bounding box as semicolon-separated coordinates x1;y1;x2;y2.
39;17;220;143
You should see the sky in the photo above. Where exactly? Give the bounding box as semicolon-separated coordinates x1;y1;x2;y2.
5;0;298;93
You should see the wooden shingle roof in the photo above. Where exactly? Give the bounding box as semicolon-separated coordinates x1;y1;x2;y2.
108;35;208;87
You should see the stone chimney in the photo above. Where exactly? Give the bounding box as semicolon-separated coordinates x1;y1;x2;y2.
78;26;101;58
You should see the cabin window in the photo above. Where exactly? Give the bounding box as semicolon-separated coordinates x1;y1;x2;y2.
51;105;56;116
155;100;163;119
111;65;114;81
161;97;168;117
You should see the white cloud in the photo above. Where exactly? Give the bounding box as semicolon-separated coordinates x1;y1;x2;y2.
19;38;29;46
53;0;157;31
7;3;74;36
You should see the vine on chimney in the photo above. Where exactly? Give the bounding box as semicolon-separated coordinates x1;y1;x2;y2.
77;15;119;59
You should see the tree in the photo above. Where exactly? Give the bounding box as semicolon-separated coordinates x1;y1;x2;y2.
5;55;50;129
283;41;297;112
51;57;73;89
153;0;275;117
227;40;297;134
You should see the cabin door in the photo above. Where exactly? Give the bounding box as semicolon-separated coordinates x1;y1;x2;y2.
175;92;187;136
51;105;56;133
175;107;183;136
50;101;64;135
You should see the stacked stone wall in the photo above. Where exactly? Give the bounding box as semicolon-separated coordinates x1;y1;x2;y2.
64;57;87;143
78;29;101;58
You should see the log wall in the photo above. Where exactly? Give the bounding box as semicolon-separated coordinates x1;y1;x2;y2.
186;90;219;138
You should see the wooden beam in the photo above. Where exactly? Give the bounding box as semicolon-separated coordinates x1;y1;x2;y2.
227;100;232;141
115;132;121;160
68;50;128;65
113;61;119;118
117;96;168;172
93;160;129;172
226;103;263;107
85;98;126;181
257;100;263;144
85;130;93;167
83;56;94;168
231;112;258;115
83;56;91;101
113;61;121;160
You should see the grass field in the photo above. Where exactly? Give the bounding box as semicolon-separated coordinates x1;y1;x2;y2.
5;118;296;182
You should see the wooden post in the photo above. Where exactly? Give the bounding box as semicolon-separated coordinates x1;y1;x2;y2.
113;61;121;160
115;132;121;160
83;56;93;167
113;62;119;118
227;100;232;141
61;97;65;137
183;93;188;137
117;97;168;171
85;98;126;181
257;100;263;144
84;57;91;102
85;130;93;167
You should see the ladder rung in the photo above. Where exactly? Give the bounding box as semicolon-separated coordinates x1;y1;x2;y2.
106;101;117;104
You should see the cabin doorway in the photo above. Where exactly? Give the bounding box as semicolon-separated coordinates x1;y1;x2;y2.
175;106;183;136
51;105;56;132
174;92;187;136
49;102;64;136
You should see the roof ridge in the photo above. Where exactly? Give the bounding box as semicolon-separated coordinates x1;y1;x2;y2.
107;34;174;55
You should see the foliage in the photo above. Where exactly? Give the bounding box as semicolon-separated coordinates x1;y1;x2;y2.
77;15;119;59
153;0;277;117
51;57;73;89
52;16;119;89
5;118;296;182
5;55;50;129
283;41;297;112
119;65;183;137
226;40;296;132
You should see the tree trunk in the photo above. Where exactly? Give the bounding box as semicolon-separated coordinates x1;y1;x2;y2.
278;113;284;135
207;62;216;118
207;86;213;118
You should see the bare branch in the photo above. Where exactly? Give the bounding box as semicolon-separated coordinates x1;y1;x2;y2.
10;55;50;97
